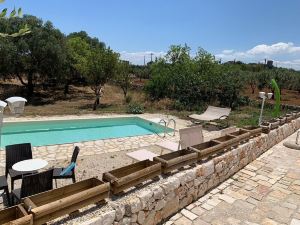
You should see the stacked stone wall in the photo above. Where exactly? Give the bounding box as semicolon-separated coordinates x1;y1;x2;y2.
83;118;300;225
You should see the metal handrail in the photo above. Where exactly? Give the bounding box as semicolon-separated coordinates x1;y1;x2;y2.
158;119;167;138
166;118;176;137
154;118;177;138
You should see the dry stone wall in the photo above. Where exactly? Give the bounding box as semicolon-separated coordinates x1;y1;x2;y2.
84;118;300;225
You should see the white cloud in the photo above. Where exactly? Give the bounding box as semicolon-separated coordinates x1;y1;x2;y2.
120;51;166;65
121;42;300;70
247;42;300;55
216;42;300;70
273;59;300;69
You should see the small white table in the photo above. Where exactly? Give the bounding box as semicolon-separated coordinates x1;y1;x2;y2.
12;159;48;172
126;149;158;162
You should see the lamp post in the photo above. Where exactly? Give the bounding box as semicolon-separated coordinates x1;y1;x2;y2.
258;91;273;126
0;97;27;149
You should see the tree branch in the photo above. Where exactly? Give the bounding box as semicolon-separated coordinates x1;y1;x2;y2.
16;73;27;86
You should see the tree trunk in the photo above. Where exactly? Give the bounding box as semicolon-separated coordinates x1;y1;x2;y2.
27;71;34;97
251;85;255;94
64;81;70;96
93;96;100;110
123;88;127;99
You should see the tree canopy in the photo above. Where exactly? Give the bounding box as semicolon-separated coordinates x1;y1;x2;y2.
0;14;299;111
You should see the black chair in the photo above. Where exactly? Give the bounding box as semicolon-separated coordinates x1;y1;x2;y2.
0;175;10;206
5;143;35;190
12;169;54;204
53;146;80;186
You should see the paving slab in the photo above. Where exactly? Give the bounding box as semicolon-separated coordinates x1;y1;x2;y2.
168;131;300;225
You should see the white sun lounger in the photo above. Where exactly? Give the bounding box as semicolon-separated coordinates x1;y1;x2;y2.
189;106;231;122
126;149;158;161
156;125;204;151
156;140;181;152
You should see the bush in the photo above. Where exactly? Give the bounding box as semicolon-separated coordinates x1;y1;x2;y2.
172;100;185;111
127;102;144;114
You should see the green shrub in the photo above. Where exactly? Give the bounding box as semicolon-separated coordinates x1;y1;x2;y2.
127;102;144;114
172;100;185;111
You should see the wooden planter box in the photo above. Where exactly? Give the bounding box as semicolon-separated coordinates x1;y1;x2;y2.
213;135;239;148
153;149;197;174
292;111;300;119
241;126;262;137
286;114;294;122
260;122;271;133
277;117;287;125
228;129;251;143
23;178;109;225
0;204;32;225
189;140;224;159
268;119;280;130
103;160;161;194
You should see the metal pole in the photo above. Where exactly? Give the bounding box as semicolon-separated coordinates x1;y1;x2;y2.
259;97;266;126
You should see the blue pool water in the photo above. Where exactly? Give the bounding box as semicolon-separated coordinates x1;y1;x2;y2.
0;117;172;148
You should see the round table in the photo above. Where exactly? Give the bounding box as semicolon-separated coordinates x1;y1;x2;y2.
12;159;48;172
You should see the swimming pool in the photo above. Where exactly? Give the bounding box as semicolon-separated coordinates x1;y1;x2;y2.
0;117;172;148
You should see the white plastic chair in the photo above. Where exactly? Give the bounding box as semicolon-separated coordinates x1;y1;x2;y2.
156;125;204;151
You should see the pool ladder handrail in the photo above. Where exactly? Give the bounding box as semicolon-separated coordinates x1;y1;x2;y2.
157;118;176;138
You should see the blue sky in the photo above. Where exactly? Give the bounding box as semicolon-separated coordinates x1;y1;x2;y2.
3;0;300;69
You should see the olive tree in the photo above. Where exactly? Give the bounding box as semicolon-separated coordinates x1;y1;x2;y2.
85;48;119;110
1;16;67;97
65;36;91;94
115;60;132;99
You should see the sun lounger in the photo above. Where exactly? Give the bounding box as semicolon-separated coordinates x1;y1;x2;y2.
155;125;203;151
156;140;181;152
189;106;231;127
126;149;159;161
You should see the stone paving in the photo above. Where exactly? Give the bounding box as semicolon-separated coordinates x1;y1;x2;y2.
0;113;222;208
0;114;222;168
0;113;204;167
166;131;300;225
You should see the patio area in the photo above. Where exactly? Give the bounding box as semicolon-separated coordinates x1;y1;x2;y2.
166;131;300;225
0;113;221;209
0;113;299;224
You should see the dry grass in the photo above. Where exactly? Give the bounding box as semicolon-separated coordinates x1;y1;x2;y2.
0;79;147;116
20;85;146;116
0;79;298;127
243;86;300;105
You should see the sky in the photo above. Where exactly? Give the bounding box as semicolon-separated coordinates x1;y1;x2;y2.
2;0;300;69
